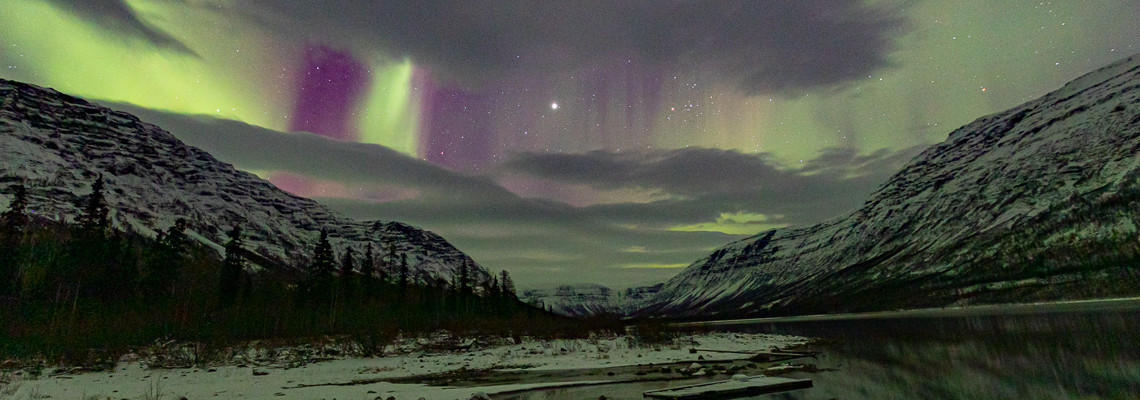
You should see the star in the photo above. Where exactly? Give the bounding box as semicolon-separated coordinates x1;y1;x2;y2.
551;102;559;110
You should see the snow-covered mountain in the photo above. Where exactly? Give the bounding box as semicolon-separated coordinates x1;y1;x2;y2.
0;78;488;284
519;283;662;317
643;54;1140;318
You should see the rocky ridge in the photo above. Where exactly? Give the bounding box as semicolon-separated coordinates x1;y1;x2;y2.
0;78;488;283
643;54;1140;318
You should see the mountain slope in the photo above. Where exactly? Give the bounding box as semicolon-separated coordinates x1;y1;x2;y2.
0;79;488;284
519;283;663;317
643;54;1140;318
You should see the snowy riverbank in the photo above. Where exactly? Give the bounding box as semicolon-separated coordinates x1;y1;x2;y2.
1;332;811;400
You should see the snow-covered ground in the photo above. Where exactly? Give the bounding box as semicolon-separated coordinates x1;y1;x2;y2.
1;332;809;400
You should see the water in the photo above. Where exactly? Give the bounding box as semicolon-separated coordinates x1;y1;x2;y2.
506;300;1140;399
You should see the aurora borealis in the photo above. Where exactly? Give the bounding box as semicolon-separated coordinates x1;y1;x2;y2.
2;0;1139;288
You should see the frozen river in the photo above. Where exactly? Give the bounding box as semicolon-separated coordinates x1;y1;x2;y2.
509;299;1140;399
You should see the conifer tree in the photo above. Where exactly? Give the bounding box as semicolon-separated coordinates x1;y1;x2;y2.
398;253;409;289
146;218;188;297
359;243;377;296
341;246;355;277
1;183;28;234
488;275;501;298
458;259;472;296
219;225;244;306
78;175;109;238
384;243;397;284
339;246;356;299
70;177;116;299
311;230;335;276
106;231;138;301
0;182;28;298
500;270;516;300
450;268;461;294
306;229;336;305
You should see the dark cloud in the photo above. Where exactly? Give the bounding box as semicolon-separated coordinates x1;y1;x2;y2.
40;0;197;56
99;102;921;287
232;1;906;93
105;102;513;202
499;146;926;225
499;148;783;197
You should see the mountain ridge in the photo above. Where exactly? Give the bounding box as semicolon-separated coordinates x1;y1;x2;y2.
519;283;663;317
0;78;489;284
642;54;1140;318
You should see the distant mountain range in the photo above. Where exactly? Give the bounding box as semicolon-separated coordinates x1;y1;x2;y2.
519;283;663;317
0;79;488;284
642;54;1140;318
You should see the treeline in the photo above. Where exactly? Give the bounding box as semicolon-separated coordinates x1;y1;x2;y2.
0;178;597;366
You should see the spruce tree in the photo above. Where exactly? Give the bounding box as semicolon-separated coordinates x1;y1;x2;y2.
72;177;114;299
458;259;472;296
384;243;397;284
106;232;138;301
398;253;409;289
339;246;355;299
311;230;335;275
359;243;376;297
488;275;501;298
1;183;28;234
341;246;355;277
500;270;516;300
146;218;188;297
78;175;110;238
219;225;244;306
0;183;28;298
307;230;335;305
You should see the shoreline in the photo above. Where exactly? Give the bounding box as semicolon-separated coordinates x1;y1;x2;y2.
2;332;811;400
672;296;1140;327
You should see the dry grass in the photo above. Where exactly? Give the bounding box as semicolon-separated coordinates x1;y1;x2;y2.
142;379;163;400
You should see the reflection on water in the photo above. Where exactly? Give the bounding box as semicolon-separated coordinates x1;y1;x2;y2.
506;302;1140;399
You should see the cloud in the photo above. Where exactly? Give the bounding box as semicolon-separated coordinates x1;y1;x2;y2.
230;0;906;93
498;146;926;225
100;101;922;288
39;0;197;56
106;102;512;202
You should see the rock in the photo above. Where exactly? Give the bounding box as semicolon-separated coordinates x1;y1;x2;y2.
689;363;702;370
252;370;269;376
692;369;707;376
732;374;749;382
697;355;705;360
468;392;492;400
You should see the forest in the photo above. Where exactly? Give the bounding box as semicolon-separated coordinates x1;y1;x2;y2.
0;178;614;368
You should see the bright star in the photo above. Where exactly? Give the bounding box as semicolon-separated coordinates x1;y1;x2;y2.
551;102;559;110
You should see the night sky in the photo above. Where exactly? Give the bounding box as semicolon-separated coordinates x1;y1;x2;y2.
2;1;1138;288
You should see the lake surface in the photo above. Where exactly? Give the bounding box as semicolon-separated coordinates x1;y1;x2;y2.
505;299;1140;399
